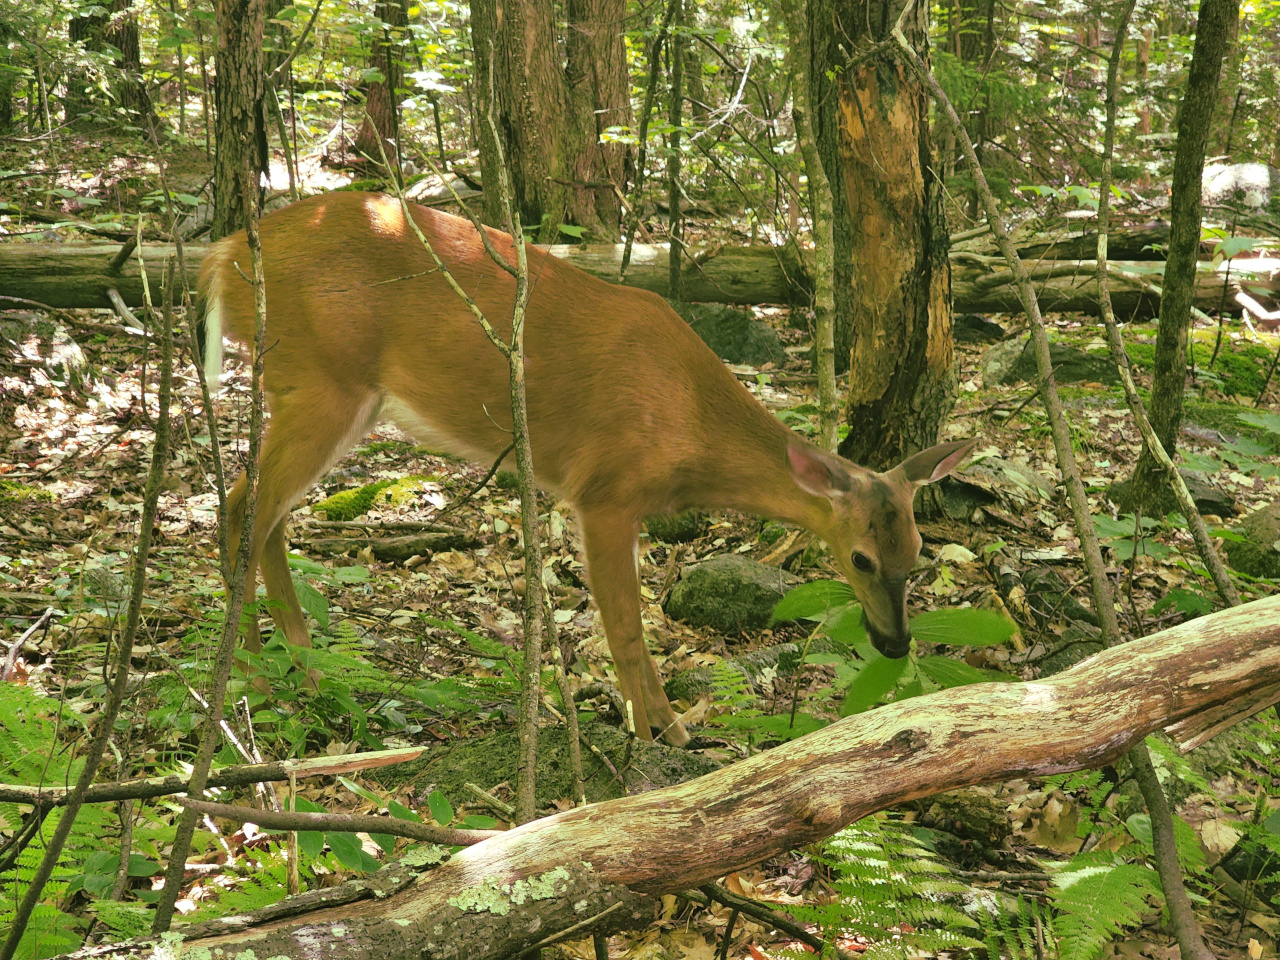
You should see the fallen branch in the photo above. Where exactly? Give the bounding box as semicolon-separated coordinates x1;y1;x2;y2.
175;798;500;846
58;595;1280;960
0;747;424;807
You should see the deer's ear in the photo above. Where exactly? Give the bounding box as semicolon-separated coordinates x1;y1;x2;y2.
896;439;978;485
787;443;853;498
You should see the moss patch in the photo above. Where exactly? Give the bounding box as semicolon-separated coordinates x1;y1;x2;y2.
1184;400;1280;453
312;475;439;521
1127;340;1275;397
0;479;53;505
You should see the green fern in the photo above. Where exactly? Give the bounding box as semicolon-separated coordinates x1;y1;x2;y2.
184;849;306;922
1052;861;1162;960
788;814;982;958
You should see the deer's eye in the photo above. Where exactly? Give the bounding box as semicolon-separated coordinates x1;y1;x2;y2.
852;552;874;573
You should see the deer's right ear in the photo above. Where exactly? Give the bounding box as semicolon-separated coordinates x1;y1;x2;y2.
787;443;853;498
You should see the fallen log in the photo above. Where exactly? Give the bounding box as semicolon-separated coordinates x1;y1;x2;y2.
57;594;1280;960
3;238;1275;318
0;239;808;310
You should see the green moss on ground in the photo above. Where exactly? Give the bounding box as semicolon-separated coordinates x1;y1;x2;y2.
312;475;440;521
0;480;53;505
1126;340;1274;397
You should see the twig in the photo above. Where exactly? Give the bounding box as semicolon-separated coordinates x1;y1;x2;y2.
269;0;324;80
464;781;516;819
1;606;54;680
175;797;499;846
430;440;515;524
0;746;425;806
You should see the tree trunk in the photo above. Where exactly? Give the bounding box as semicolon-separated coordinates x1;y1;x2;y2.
105;0;153;122
471;0;630;240
1127;0;1239;515
65;3;109;124
809;0;958;470
54;594;1280;960
565;0;632;233
352;0;407;171
211;0;268;240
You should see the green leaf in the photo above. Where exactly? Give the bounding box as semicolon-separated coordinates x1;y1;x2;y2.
338;776;383;805
292;795;325;858
916;656;1015;688
1126;813;1153;845
426;790;454;827
1216;236;1256;258
771;579;857;623
821;603;867;648
1239;411;1280;435
295;578;329;629
462;814;498;830
557;223;585;238
388;800;421;823
333;565;370;583
909;608;1019;647
840;655;910;716
1180;453;1223;474
325;832;380;873
1150;588;1214;619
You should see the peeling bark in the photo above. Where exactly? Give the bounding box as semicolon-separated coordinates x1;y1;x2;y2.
56;595;1280;960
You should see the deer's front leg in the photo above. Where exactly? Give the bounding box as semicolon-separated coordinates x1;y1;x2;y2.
578;508;690;747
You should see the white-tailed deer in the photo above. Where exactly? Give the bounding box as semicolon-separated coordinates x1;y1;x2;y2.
200;191;974;747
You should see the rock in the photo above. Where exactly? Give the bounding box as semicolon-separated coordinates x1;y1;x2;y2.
954;314;1006;344
672;303;787;367
979;338;1026;387
1108;468;1237;518
1225;498;1280;579
920;787;1012;845
645;511;708;544
1202;162;1280;214
1004;339;1121;386
665;555;798;633
1038;638;1104;676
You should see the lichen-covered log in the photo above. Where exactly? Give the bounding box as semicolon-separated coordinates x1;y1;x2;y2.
56;595;1280;960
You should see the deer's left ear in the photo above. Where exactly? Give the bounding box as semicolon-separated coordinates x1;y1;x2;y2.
787;443;854;497
896;439;978;485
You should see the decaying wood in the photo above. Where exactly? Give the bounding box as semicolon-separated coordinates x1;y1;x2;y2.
56;595;1280;960
305;531;479;562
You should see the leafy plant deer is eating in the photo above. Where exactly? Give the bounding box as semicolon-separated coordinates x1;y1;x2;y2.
198;191;975;746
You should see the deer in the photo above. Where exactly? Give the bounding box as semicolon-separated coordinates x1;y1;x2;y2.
198;191;975;748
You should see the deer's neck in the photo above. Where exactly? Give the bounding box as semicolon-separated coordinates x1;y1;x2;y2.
683;378;833;533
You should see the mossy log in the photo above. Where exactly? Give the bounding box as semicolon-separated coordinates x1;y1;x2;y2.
56;595;1280;960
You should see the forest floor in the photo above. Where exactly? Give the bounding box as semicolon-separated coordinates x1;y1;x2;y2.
4;181;1280;957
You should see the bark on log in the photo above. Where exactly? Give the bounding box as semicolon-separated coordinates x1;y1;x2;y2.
0;241;808;310
2;242;1275;315
57;594;1280;960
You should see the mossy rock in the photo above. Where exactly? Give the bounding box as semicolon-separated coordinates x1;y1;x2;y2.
313;475;438;521
665;555;798;633
645;511;707;544
671;302;786;367
0;479;53;505
494;470;519;490
1005;339;1120;386
1225;498;1280;579
369;720;721;811
1184;400;1280;452
1128;341;1273;396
